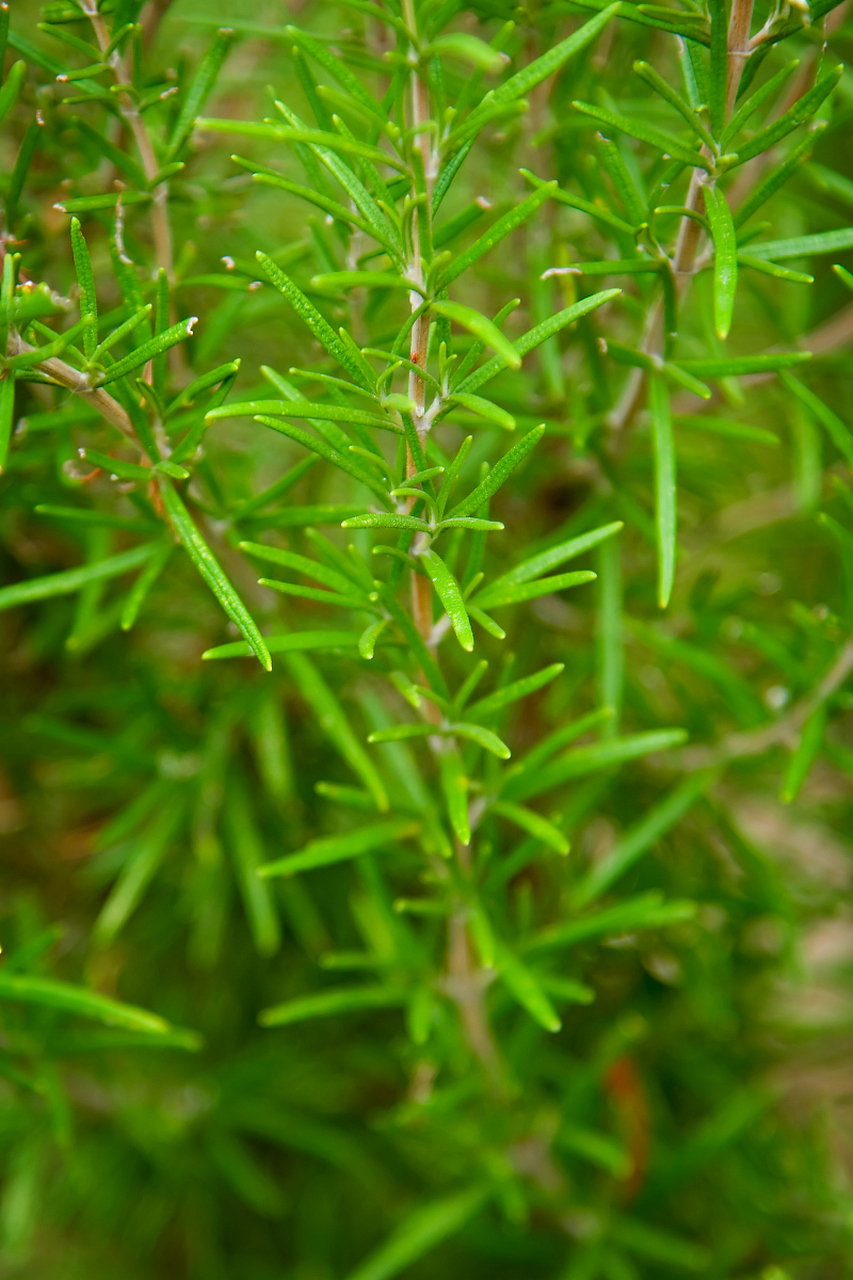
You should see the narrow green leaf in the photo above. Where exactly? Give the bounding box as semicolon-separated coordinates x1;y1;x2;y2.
511;708;616;778
704;186;737;339
439;745;470;845
421;550;473;652
224;778;282;954
0;973;183;1036
721;60;800;149
259;819;418;878
781;704;827;803
446;393;516;430
240;542;360;596
707;0;726;137
573;101;711;170
632;60;714;148
0;542;160;613
490;800;568;854
574;772;713;907
525;890;697;954
120;542;172;630
431;300;521;371
283;652;388;809
448;722;510;759
343;513;431;533
203;630;362;660
343;1187;489;1280
255;253;374;391
97;317;197;386
94;804;185;943
0;60;26;128
467;664;564;721
649;374;675;608
744;228;853;262
677;415;780;445
259;985;407;1028
674;352;811;376
158;480;271;671
367;724;434;745
737;254;813;284
0;371;16;473
449;426;544;519
167;27;235;159
457;290;620;396
70;217;97;360
731;65;842;167
496;943;562;1032
472;569;596;610
503;729;688;802
780;373;853;468
438;186;556;289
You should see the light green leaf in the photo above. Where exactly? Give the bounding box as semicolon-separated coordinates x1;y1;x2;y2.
259;819;418;878
284;651;388;809
120;542;173;631
525;890;696;954
0;371;15;473
259;985;407;1028
471;569;595;609
343;513;430;532
649;373;676;609
359;618;390;659
674;352;811;376
159;479;271;671
704;186;737;340
467;663;564;720
438;186;556;289
449;426;544;519
224;779;281;956
0;542;161;613
573;100;711;170
0;973;191;1038
421;550;473;652
167;27;235;159
439;745;470;845
431;300;521;371
496;943;562;1031
97;317;197;386
94;804;186;943
446;393;515;430
448;722;510;758
632;60;714;148
731;65;842;167
781;703;827;803
737;254;813;284
503;729;688;802
490;800;569;854
70;217;97;360
780;372;853;468
203;630;362;660
573;772;714;907
343;1187;489;1280
425;33;505;72
745;228;853;262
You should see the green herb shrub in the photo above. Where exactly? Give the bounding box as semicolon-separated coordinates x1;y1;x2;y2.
2;0;853;1276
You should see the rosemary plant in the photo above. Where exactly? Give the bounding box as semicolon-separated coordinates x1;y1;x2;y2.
2;0;853;1276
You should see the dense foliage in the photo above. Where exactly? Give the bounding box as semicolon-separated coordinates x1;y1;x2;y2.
2;0;853;1275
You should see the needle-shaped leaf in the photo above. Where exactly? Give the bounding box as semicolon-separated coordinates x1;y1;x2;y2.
524;890;696;954
240;542;361;595
120;542;173;631
573;101;712;170
510;707;616;778
367;724;434;745
0;371;15;473
223;780;281;956
730;65;842;167
431;300;521;370
496;943;562;1032
167;27;235;159
781;704;827;803
420;550;473;652
632;60;715;148
255;253;375;391
780;373;853;468
471;570;596;609
259;819;418;878
573;772;714;906
456;290;620;396
94;803;186;943
476;522;622;609
503;729;688;802
70;217;97;359
0;60;25;129
490;800;569;854
737;255;813;284
466;664;565;721
158;480;271;671
448;722;510;758
259;985;407;1028
744;228;853;262
448;426;544;519
721;60;800;149
649;374;676;609
733;126;824;230
673;351;811;376
437;185;556;289
439;744;470;845
284;652;388;809
358;618;390;660
0;972;191;1037
704;185;737;339
253;418;391;501
203;631;362;660
343;1187;490;1280
707;0;726;137
0;541;161;613
96;317;197;386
